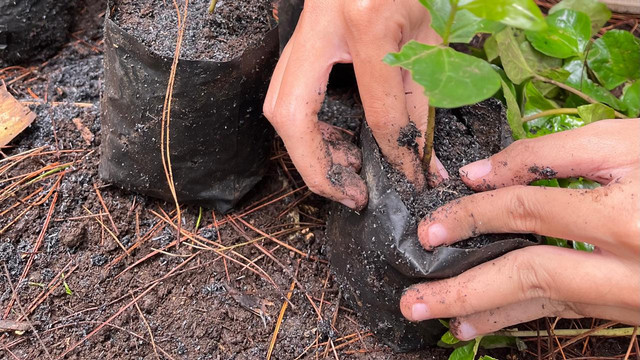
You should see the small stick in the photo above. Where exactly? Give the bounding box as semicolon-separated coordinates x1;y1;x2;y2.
93;183;120;235
421;106;436;173
131;292;160;360
624;327;638;360
266;270;297;360
0;320;30;333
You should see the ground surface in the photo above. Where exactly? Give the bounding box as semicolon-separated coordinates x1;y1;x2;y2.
0;1;638;359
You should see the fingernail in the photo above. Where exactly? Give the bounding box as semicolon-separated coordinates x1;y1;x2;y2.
460;159;492;181
455;322;477;341
411;303;430;321
339;198;356;209
436;157;449;180
427;223;448;247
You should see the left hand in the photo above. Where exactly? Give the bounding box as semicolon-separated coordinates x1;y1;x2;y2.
399;119;640;340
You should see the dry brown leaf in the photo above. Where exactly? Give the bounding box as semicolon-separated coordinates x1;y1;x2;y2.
0;83;36;147
72;117;94;145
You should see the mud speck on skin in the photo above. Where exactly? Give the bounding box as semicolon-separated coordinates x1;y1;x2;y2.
528;165;558;179
397;122;421;153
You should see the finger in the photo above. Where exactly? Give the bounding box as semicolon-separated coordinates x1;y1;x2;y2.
265;24;367;210
319;122;362;171
459;119;640;191
450;299;640;340
417;180;639;256
400;246;640;322
344;3;425;189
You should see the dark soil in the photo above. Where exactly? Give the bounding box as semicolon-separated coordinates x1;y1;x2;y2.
114;0;274;61
0;1;634;359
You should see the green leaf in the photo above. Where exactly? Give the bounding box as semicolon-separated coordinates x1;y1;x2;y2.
494;28;560;84
573;241;595;252
562;59;626;111
523;81;559;116
550;0;611;35
525;9;592;59
385;42;501;108
545;236;569;248
564;177;601;189
439;319;451;328
420;0;451;39
532;178;560;187
622;81;640;117
524;114;584;138
484;35;499;62
420;0;505;44
61;273;73;296
577;103;615;124
495;28;536;84
587;30;640;90
501;80;526;140
458;0;546;31
441;331;461;345
449;341;476;360
478;357;498;360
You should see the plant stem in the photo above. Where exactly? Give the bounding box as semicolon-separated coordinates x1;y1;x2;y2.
208;0;217;13
534;75;628;119
492;327;637;338
421;106;436;173
522;108;579;123
441;1;458;46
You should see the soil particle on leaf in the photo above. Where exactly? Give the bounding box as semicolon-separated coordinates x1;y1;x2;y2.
113;0;274;61
397;121;422;153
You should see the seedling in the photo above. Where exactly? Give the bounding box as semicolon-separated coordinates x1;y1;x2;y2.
385;0;639;256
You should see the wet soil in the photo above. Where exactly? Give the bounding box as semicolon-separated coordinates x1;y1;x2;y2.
0;1;634;359
114;0;274;61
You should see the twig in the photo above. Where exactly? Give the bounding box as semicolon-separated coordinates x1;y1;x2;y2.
266;270;297;360
132;292;160;360
421;106;436;173
522;108;580;122
495;327;637;337
624;327;639;360
93;183;119;235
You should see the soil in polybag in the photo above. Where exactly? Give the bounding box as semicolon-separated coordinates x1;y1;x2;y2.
100;0;278;213
326;98;538;352
0;0;75;65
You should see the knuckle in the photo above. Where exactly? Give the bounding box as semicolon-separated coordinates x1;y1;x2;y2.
504;186;539;233
345;0;382;26
513;250;553;300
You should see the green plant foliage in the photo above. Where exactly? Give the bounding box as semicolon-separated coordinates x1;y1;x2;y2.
495;28;536;84
442;331;461;345
480;335;527;351
458;0;546;31
587;30;640;90
384;42;501;108
622;81;640;117
549;0;611;35
525;9;591;59
478;357;498;360
420;0;503;44
449;341;476;360
563;59;626;111
577;103;615;124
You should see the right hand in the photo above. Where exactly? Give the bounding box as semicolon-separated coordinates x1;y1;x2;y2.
264;0;446;210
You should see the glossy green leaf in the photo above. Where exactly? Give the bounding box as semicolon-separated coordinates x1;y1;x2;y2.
524;114;584;138
563;59;626;111
419;0;503;44
550;0;611;35
449;341;476;360
524;81;559;116
577;103;615;124
563;177;601;189
439;319;451;328
573;241;595;252
385;42;501;108
545;236;569;248
458;0;546;31
587;30;640;90
441;331;461;345
622;81;640;117
478;356;498;360
479;335;526;350
532;178;560;187
525;9;591;58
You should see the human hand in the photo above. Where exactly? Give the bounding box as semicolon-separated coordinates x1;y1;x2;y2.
264;0;447;210
400;119;640;340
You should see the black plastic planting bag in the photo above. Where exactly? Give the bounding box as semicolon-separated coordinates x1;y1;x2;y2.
99;8;278;213
0;0;75;65
326;99;538;352
276;0;303;51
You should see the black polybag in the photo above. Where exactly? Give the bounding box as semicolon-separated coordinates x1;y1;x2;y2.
326;99;538;352
0;0;75;65
99;7;278;213
276;0;303;51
